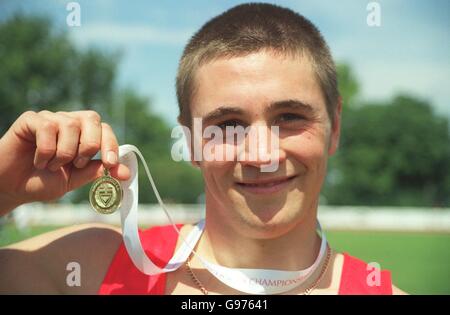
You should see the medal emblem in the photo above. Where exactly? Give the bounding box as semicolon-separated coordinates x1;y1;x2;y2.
89;168;122;214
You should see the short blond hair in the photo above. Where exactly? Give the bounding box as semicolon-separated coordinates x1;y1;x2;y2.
176;3;338;128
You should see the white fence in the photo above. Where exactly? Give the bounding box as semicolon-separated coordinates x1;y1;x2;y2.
7;203;450;233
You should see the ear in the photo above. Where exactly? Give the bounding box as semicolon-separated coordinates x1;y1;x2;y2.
178;116;201;169
328;96;342;156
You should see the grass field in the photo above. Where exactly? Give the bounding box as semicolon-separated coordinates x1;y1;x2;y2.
326;230;450;295
1;224;449;295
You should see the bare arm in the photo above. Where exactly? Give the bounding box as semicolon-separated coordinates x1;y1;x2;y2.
0;110;130;293
0;223;122;294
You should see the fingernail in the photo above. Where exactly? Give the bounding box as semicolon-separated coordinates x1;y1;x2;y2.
107;151;117;165
74;157;88;168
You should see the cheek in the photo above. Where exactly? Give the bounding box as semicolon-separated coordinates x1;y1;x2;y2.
202;160;232;176
199;145;236;190
202;140;238;162
283;131;328;170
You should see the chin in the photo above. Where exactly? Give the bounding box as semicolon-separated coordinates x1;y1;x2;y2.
235;203;307;240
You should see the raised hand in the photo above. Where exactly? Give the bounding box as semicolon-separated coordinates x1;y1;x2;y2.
0;110;130;214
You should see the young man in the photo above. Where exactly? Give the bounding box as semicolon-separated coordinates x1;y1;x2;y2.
0;3;405;294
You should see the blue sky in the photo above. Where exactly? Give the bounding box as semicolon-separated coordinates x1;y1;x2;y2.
1;0;449;126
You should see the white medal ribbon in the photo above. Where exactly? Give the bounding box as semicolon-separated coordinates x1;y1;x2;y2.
118;144;327;295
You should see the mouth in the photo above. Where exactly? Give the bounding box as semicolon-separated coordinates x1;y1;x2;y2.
235;175;297;195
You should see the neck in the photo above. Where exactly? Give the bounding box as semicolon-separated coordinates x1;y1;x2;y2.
197;201;322;271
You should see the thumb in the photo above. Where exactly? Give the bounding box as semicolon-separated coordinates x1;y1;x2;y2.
68;160;131;191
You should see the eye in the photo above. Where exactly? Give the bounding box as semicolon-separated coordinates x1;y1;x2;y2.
216;119;245;129
276;113;305;123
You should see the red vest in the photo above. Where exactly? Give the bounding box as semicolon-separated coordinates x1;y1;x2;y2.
99;225;392;295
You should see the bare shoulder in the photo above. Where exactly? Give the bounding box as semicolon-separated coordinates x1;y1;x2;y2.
0;223;123;294
4;222;121;250
392;284;408;295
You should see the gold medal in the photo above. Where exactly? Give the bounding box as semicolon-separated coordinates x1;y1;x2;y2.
89;168;122;214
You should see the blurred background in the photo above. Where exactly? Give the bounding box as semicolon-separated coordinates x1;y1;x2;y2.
0;0;449;294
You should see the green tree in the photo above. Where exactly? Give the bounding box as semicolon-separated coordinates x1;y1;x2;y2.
0;14;204;204
0;15;118;133
336;63;360;109
100;90;204;204
324;94;450;207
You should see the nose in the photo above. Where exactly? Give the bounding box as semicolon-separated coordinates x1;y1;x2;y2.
237;124;286;171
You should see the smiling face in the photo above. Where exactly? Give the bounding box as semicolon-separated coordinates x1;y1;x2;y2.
190;50;341;239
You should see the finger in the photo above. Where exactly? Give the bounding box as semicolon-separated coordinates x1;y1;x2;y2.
42;112;81;172
100;122;119;169
68;161;131;191
109;163;131;181
67;111;102;169
19;111;58;170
